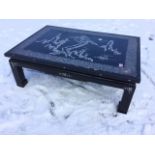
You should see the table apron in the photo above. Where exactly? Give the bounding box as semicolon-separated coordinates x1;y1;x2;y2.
10;59;135;89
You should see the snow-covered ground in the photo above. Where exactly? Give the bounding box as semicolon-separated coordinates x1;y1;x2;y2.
0;19;155;134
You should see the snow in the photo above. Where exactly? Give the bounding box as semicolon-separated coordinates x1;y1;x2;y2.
0;19;155;134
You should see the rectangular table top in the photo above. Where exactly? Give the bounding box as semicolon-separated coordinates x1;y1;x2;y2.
5;25;141;83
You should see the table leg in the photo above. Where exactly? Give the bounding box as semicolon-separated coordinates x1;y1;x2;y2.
117;85;136;114
9;59;28;87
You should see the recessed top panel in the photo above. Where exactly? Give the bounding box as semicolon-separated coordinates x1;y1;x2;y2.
5;25;141;83
25;30;128;67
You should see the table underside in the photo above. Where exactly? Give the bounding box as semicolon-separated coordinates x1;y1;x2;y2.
9;58;136;114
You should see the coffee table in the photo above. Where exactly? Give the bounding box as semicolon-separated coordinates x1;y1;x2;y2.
4;25;141;114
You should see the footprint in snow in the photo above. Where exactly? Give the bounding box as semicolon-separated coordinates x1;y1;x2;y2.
148;34;154;41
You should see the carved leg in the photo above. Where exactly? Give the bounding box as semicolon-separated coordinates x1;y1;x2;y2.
9;59;28;87
117;85;136;114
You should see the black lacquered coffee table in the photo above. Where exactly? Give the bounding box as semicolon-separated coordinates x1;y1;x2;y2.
4;25;141;114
